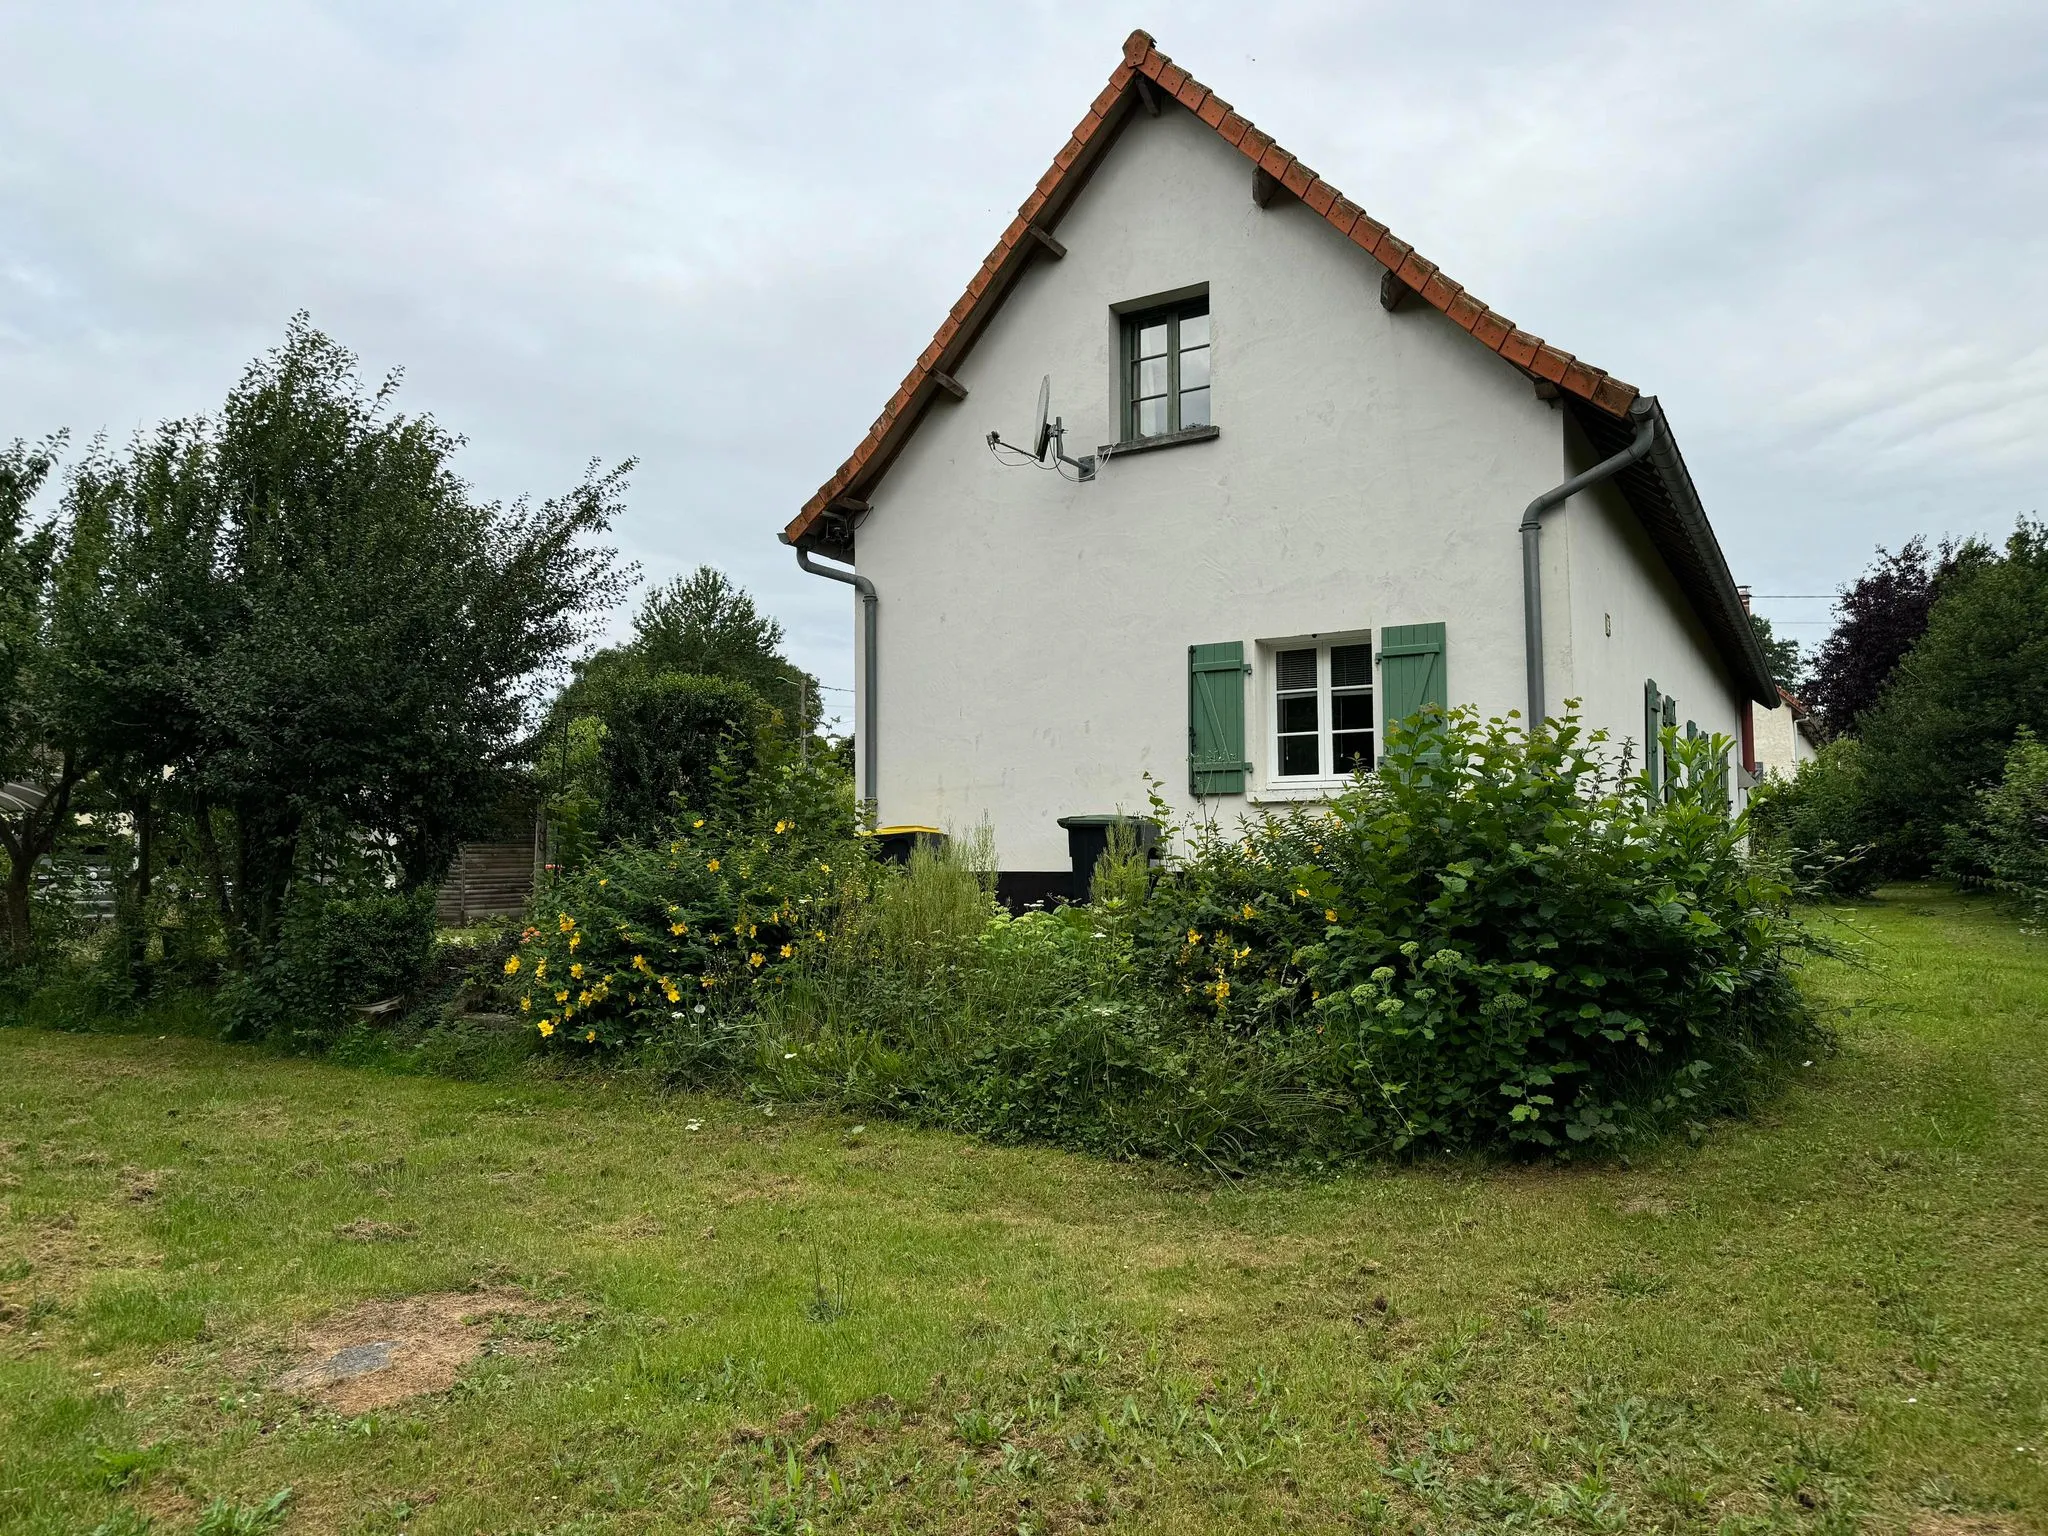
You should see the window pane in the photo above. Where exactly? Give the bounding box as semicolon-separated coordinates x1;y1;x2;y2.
1330;643;1372;688
1179;345;1210;390
1280;734;1320;777
1278;695;1319;733
1332;691;1375;731
1179;388;1210;428
1138;356;1169;397
1137;322;1169;359
1333;731;1375;773
1276;648;1317;691
1180;310;1210;349
1136;396;1168;437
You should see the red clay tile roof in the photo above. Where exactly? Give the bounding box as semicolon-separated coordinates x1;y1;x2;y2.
784;29;1642;548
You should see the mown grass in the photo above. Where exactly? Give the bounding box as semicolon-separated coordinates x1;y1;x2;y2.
1;883;2043;1534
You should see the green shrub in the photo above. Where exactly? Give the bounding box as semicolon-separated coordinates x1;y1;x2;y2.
598;671;765;841
1129;708;1813;1152
218;885;436;1046
1746;739;1882;898
1941;727;2048;927
513;754;859;1056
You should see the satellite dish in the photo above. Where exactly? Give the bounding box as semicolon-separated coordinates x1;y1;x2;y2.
983;372;1095;481
1030;374;1053;462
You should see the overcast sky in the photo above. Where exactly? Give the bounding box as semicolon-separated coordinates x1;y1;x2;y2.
5;1;2044;724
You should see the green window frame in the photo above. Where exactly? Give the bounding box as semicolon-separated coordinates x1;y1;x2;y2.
1121;296;1211;441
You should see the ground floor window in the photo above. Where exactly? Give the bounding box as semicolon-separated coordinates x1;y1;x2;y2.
1272;640;1375;780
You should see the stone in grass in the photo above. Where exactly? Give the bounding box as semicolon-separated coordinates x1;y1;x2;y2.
272;1289;547;1413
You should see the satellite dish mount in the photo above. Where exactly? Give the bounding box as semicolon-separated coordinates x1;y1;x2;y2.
987;374;1095;482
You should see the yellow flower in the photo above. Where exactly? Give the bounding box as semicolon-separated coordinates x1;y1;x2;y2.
813;929;826;941
701;975;716;988
747;923;757;938
779;943;793;959
774;819;788;834
631;954;649;972
535;958;548;979
1325;909;1338;924
538;1019;555;1038
1241;903;1256;920
1295;887;1310;899
1186;929;1202;945
578;989;593;1007
586;1029;596;1042
598;877;608;887
748;951;764;969
664;983;681;1003
518;996;530;1012
819;863;830;873
707;858;721;872
670;921;687;936
558;913;575;932
669;842;680;854
1210;979;1231;1002
693;818;705;829
570;962;584;979
555;990;569;1004
503;954;520;975
567;933;580;951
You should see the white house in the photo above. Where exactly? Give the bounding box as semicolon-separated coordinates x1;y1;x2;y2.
1753;688;1823;780
787;31;1779;902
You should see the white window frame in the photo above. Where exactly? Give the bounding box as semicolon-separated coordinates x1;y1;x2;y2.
1254;633;1376;798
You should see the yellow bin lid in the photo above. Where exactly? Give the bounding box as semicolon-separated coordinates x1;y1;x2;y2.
865;824;945;837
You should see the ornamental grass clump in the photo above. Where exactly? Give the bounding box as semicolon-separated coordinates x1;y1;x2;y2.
1136;706;1818;1152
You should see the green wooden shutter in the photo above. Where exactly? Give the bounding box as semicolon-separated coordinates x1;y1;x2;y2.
1188;642;1249;796
1643;679;1662;787
1380;622;1447;735
1660;696;1679;800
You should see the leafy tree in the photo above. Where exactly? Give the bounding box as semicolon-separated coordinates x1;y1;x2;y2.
0;436;80;959
1806;537;1984;737
1941;727;2048;924
1747;612;1805;693
598;672;765;841
1859;520;2048;871
182;317;631;955
561;566;818;732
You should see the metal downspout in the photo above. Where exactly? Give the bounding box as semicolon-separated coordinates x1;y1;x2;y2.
1519;399;1658;729
796;548;878;812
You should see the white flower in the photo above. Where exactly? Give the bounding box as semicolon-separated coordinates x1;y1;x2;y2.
685;1120;702;1133
693;1004;707;1015
783;1051;797;1060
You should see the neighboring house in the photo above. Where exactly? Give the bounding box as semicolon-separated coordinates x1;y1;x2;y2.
1752;688;1822;780
786;31;1779;899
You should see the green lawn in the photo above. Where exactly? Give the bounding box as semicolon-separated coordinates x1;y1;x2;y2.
2;885;2043;1535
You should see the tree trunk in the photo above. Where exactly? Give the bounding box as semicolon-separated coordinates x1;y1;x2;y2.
0;859;31;962
0;753;80;962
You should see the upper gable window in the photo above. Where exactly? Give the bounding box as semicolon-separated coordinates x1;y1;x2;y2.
1121;296;1210;440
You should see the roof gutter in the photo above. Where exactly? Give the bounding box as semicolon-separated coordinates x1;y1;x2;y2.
796;548;878;813
1520;398;1658;729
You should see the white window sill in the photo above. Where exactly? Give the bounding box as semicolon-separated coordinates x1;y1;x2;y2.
1248;781;1349;805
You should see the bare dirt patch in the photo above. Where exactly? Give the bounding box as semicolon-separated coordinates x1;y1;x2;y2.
273;1287;545;1412
1909;1517;2025;1536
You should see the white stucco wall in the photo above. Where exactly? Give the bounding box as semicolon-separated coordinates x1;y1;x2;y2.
1554;424;1749;792
1752;700;1819;779
841;102;1744;870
